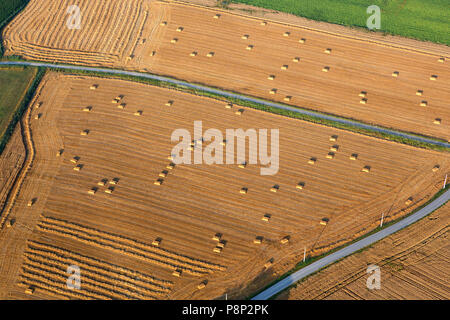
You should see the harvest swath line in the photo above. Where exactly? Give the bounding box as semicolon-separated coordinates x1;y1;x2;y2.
0;61;448;149
37;215;226;276
230;0;450;45
26;241;173;289
20;240;172;299
3;0;449;141
252;188;450;300
0;70;448;300
0;93;35;228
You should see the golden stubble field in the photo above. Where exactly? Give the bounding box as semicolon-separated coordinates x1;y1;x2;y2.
3;0;450;140
0;72;448;299
279;203;449;300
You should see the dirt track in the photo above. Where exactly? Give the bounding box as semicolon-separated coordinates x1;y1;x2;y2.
0;72;448;299
3;0;449;140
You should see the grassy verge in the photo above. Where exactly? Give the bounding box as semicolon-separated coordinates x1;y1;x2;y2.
248;183;449;300
0;0;29;57
232;0;450;45
0;66;43;155
47;66;448;152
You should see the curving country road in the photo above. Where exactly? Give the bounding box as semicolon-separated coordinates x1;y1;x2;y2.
1;61;449;149
252;188;450;300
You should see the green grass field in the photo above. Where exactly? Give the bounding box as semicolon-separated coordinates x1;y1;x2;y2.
0;67;36;136
0;0;28;25
232;0;450;45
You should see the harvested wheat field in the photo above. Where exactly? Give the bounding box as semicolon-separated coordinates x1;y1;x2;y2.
279;202;450;300
0;72;448;299
3;0;450;140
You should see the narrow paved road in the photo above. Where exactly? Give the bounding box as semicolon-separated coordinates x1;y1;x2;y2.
252;188;450;300
1;61;449;149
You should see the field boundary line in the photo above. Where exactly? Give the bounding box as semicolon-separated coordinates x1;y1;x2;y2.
167;0;449;58
36;215;226;276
